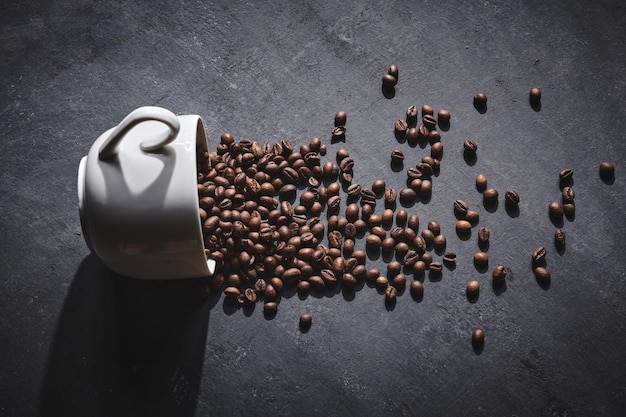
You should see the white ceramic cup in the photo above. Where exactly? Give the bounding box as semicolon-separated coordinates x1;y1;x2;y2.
77;106;216;279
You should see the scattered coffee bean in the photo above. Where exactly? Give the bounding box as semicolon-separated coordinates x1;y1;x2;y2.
548;201;564;220
554;229;566;249
385;285;398;302
492;265;507;285
465;210;480;225
529;87;541;104
534;267;551;284
391;149;405;163
463;139;478;153
388;64;399;78
394;119;408;136
376;276;388;288
429;262;443;274
472;328;485;349
366;268;380;281
483;188;498;204
263;302;278;316
504;189;520;205
382;73;397;88
331;126;346;139
334;111;347;127
392;273;407;288
473;93;487;109
477;227;490;244
433;234;447;251
396;209;408;227
456;220;472;235
372;179;386;195
559;168;574;183
475;174;488;191
431;142;444;158
473;252;489;268
531;246;547;265
443;252;457;264
561;186;575;203
466;280;480;297
422;114;437;130
399;187;417;203
454;199;469;217
224;286;241;298
437;109;451;124
299;313;312;330
563;203;575;219
599;162;615;181
410;280;424;298
366;234;382;249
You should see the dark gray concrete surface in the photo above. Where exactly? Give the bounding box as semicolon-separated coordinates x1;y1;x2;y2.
2;1;626;416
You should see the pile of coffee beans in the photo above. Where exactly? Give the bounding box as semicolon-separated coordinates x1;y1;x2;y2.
193;65;615;348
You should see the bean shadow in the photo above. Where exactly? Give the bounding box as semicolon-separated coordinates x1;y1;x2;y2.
463;150;477;166
40;255;210;417
530;100;541;112
382;86;395;99
505;202;520;218
474;103;487;114
600;174;615;185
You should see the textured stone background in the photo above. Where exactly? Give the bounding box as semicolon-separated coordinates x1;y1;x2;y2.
1;1;625;416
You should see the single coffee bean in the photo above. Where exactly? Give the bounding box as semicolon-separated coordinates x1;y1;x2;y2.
492;265;507;284
342;272;357;287
548;201;564;219
406;127;419;142
366;234;382;249
559;168;574;182
427;221;441;235
347;183;362;199
473;93;487;108
382;73;397;88
388;64;399;78
392;273;407;289
385;285;398;302
422;104;434;116
382;237;395;252
368;214;382;228
410;280;424;298
224;286;241;298
472;328;485;349
399;187;417;203
421;229;435;247
385;188;398;205
376;276;388;288
366;268;380;281
437;109;451;124
264;302;278;316
394;119;408;136
413;260;427;275
531;246;547;265
297;280;310;296
420;180;432;196
413;235;427;254
431;141;444;158
563;203;575;218
529;87;541;104
299;313;312;330
443;252;457;264
387;261;402;278
466;280;480;297
478;227;490;244
505;189;520;205
335;110;347;127
465;210;480;225
407;214;420;231
429;261;443;274
422;253;433;267
382;209;395;227
422;114;437;130
327;195;341;211
456;220;472;235
534;266;551;284
561;186;575;203
483;188;498;204
339;157;355;172
264;284;277;300
331;126;346;139
599;162;615;180
433;234;447;251
391;149;405;163
345;203;360;222
454;199;469;217
372;180;386;195
463;139;478;153
554;229;566;249
406;105;418;122
473;252;489;268
475;174;488;191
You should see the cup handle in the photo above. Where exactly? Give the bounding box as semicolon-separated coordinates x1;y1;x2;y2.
98;106;181;160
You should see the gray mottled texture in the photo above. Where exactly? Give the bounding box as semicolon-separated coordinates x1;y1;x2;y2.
1;0;625;416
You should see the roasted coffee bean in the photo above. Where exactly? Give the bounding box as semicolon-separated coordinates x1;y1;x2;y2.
381;209;394;227
387;261;402;277
548;201;564;219
382;73;397;88
371;226;386;240
463;139;478;154
429;262;443;273
342;273;357;287
554;229;566;249
339;157;355;172
534;267;551;284
559;168;574;182
561;186;575;203
308;275;326;290
410;280;424;298
394;119;408;136
388;64;399;78
347;183;362;198
413;235;427;254
299;313;312;330
473;93;487;108
242;287;257;305
531;246;547;265
264;284;277;300
399;187;417;203
599;162;615;180
224;286;241;298
376;276;389;288
492;265;507;284
466;280;480;297
456;220;472;235
454;199;469;217
334;111;347;127
421;229;435;247
473;252;489;268
263;302;278;316
429;141;443;158
391;149;405;163
483;188;498;204
328;230;343;248
420;180;432;196
390;226;404;242
385;285;398;302
361;188;377;204
427;221;441;235
368;214;382;228
477;227;490;244
270;277;284;293
505;189;520;205
465;210;480;225
437;109;451;124
366;234;382;249
433;234;446;251
331;126;346;139
406;167;423;180
403;250;420;268
336;148;350;162
371;180;386;195
471;328;485;348
385;188;398;205
421;104;434;116
320;269;337;284
283;267;301;283
345;203;360;222
395;209;408;227
406;105;418;122
422;114;437;130
443;252;457;264
366;268;380;281
475;174;488;191
416;162;434;177
344;223;357;239
407;214;420;231
529;87;541;104
413;260;426;275
392;273;407;288
327;195;341;211
563;203;575;218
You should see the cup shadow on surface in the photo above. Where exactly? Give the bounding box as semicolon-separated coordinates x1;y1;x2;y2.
39;255;211;417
